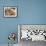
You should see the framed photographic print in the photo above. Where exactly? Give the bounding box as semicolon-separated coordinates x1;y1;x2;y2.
4;6;17;17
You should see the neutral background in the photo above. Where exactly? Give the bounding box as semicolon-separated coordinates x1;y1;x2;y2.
0;0;46;44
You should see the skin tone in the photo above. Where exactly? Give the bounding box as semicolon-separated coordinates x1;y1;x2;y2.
5;8;15;16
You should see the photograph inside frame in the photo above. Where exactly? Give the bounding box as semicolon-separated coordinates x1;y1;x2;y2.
4;7;17;17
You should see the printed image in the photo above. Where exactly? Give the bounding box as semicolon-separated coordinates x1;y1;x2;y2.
4;7;17;17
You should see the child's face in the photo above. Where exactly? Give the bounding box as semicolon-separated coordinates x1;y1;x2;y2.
5;8;15;16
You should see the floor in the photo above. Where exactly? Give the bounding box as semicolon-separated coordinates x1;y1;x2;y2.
0;44;18;46
0;40;46;46
19;39;46;46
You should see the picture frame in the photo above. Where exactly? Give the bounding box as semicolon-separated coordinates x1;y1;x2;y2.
4;6;17;17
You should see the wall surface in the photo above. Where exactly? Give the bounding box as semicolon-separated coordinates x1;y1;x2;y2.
0;0;46;45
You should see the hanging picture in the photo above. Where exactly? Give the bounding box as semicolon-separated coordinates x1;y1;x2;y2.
4;6;17;17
